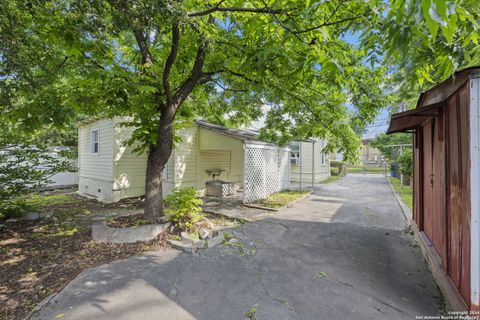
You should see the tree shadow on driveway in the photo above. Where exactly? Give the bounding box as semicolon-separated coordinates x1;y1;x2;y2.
31;219;442;320
32;175;442;320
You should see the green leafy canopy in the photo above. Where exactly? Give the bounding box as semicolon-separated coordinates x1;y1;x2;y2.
1;0;477;163
365;0;480;110
1;0;391;163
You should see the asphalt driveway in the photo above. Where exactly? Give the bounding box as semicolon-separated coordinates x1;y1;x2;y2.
32;174;442;320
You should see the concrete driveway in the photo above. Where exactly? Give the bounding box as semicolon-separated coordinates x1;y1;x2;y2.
32;174;442;320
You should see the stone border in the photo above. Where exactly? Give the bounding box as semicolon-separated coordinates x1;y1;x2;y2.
167;232;226;253
91;221;169;244
242;203;278;211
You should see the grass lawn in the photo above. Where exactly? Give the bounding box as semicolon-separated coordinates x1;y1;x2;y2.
21;192;75;207
347;164;386;174
388;177;413;210
253;190;309;208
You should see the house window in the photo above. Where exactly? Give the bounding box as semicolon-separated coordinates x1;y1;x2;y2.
91;129;99;155
290;142;300;165
321;152;325;165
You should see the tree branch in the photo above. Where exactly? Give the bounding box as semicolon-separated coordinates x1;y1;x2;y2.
215;80;248;92
198;72;217;84
292;16;360;34
81;51;105;70
133;29;153;65
188;5;282;17
55;56;69;70
170;40;208;110
163;21;180;104
220;68;260;84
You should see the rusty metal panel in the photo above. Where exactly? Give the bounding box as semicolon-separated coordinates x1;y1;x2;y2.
445;84;471;307
432;114;447;268
393;74;474;308
422;120;434;241
447;93;462;288
418;115;447;267
459;84;471;305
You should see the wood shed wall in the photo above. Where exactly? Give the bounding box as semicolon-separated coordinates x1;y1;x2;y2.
413;82;471;307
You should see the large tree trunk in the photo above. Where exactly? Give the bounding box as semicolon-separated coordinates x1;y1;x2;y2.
144;113;174;223
142;34;206;223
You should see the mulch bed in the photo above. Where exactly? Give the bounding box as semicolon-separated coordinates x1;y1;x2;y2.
0;198;168;320
106;213;151;228
32;189;145;215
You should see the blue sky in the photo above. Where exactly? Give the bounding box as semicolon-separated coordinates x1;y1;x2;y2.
363;108;390;139
341;31;390;139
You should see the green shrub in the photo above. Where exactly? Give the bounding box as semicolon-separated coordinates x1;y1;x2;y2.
164;188;203;230
390;162;399;173
330;167;339;176
330;160;346;176
398;149;413;177
0;199;33;221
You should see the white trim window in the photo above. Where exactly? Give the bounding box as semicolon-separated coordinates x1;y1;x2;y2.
321;152;325;165
91;129;99;155
290;142;300;165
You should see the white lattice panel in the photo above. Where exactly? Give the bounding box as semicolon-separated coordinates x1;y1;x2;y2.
243;143;290;203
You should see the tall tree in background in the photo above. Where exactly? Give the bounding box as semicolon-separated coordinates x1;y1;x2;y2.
371;132;412;163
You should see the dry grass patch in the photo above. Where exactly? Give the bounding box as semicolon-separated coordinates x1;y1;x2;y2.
253;190;309;209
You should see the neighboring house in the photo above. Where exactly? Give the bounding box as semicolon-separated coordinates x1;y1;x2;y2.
387;67;480;311
359;139;381;164
77;118;330;204
289;139;330;184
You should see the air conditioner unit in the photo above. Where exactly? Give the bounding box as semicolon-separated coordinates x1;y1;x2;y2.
290;157;300;165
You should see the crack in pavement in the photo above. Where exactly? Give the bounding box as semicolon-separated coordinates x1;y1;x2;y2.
251;262;296;317
321;275;414;317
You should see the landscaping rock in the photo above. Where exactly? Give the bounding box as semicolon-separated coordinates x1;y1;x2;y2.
181;232;203;245
23;212;40;221
91;221;169;244
5;218;19;223
199;228;213;240
207;232;225;248
168;239;205;253
168;232;224;252
0;224;5;230
228;238;239;245
199;217;215;229
42;214;57;223
157;216;169;224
